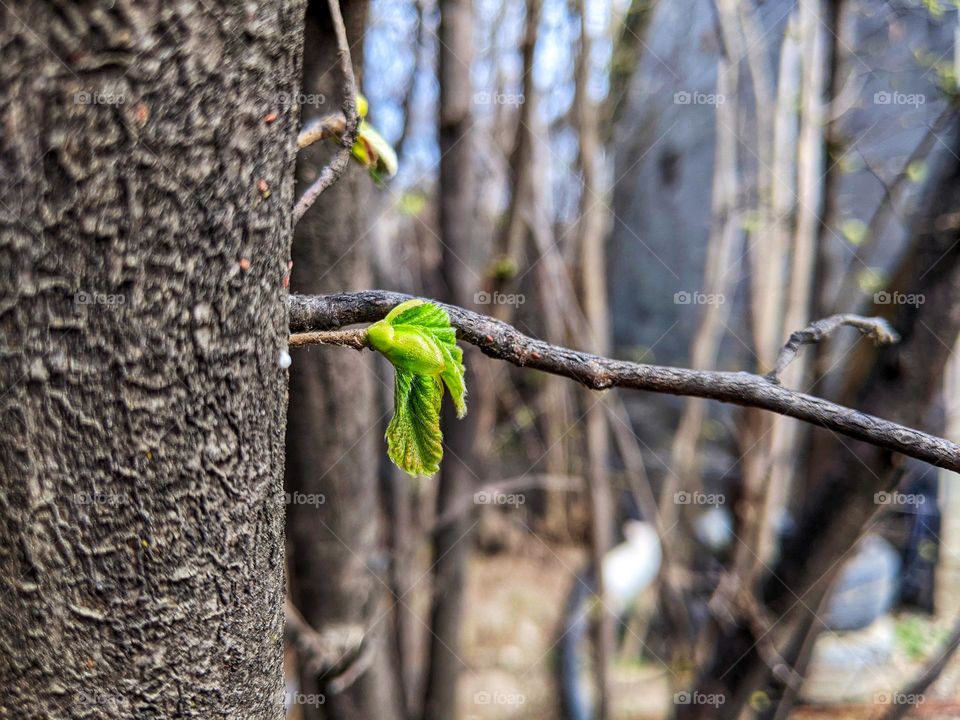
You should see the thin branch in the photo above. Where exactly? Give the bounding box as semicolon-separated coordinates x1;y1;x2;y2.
292;0;359;225
284;599;365;677
289;328;367;349
288;291;960;472
766;313;899;384
297;111;347;150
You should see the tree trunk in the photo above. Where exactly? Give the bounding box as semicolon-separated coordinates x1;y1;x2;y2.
422;0;479;718
285;2;404;720
0;2;304;718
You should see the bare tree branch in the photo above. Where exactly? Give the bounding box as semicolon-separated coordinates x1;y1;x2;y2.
284;599;365;678
766;313;899;384
288;328;366;349
297;111;347;150
292;0;359;225
288;291;960;472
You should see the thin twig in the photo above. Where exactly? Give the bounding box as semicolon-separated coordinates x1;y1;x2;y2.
292;0;359;225
284;599;365;677
288;291;960;472
289;328;367;350
297;111;347;150
766;313;899;384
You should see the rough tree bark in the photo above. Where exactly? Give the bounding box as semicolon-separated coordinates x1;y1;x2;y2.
285;2;404;719
0;2;304;718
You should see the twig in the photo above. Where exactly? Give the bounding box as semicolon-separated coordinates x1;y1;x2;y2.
284;599;365;677
289;328;367;349
291;0;359;225
766;313;899;384
297;112;347;150
288;291;960;472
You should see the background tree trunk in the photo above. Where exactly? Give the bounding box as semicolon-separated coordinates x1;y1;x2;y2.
285;2;404;719
0;2;304;717
422;0;480;718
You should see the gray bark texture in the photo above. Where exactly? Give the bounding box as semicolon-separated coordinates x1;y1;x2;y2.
284;2;403;719
0;2;305;718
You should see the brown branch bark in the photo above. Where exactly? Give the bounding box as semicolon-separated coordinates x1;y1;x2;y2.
288;291;960;473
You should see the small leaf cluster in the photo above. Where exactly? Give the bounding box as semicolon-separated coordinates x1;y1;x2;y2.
367;300;466;476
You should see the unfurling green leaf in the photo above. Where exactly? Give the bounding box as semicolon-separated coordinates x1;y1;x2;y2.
386;370;444;476
367;300;467;476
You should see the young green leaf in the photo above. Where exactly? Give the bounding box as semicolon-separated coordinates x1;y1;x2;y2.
386;369;444;476
367;299;468;476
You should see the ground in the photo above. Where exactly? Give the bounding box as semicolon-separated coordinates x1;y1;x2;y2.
459;540;960;720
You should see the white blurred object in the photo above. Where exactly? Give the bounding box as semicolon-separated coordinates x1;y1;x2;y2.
602;521;662;616
693;506;734;553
